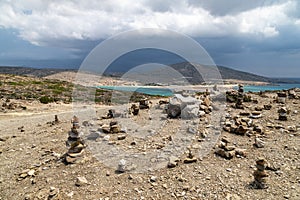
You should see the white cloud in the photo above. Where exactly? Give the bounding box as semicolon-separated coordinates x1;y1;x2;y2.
0;0;299;47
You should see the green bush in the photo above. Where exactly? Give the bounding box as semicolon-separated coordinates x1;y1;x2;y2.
39;96;54;104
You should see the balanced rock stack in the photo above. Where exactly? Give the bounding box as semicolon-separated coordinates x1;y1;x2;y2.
183;148;197;163
110;120;121;133
66;116;82;145
235;84;244;109
65;116;85;164
215;137;236;159
278;107;288;121
100;120;123;134
277;92;287;104
130;103;139;115
288;89;297;99
139;98;150;109
253;158;268;189
215;137;247;159
102;109;123;119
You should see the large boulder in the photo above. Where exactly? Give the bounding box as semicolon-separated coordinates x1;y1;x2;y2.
167;94;200;119
181;104;199;119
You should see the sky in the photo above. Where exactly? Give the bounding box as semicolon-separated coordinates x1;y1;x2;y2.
0;0;300;77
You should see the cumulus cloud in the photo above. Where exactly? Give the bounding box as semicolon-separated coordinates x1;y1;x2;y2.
0;0;299;47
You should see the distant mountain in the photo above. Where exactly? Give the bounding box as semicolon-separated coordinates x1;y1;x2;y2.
0;66;76;77
1;64;299;84
169;62;271;84
268;77;300;84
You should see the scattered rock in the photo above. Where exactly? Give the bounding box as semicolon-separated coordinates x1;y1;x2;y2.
75;176;88;186
150;176;157;182
48;186;59;199
117;159;127;173
168;156;180;168
254;137;265;148
117;134;127;140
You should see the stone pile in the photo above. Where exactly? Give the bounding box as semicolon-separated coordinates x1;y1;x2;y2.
226;84;249;108
139;98;150;109
199;96;212;115
253;158;268;189
263;104;272;110
288;89;297;99
65;116;85;164
235;84;244;109
100;120;123;134
215;137;246;159
277;92;287;104
183;148;197;163
278;107;288;121
130;103;139;115
238;84;244;93
102;109;125;119
226;90;238;103
223;116;250;135
215;138;236;159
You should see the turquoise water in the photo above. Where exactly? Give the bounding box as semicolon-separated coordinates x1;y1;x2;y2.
239;84;300;92
97;86;173;96
98;83;300;96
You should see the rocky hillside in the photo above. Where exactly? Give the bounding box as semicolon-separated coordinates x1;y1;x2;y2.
2;64;299;84
170;62;271;84
0;66;76;77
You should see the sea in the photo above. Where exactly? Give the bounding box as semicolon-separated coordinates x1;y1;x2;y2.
97;86;173;97
98;81;300;97
241;83;300;93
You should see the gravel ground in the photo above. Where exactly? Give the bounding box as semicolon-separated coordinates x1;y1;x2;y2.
0;90;299;200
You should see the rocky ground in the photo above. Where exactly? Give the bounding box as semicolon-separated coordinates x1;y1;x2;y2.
0;74;299;200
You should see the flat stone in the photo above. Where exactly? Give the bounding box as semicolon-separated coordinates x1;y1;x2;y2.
224;145;235;151
117;135;127;140
235;148;247;157
27;169;35;176
110;125;121;133
183;157;197;163
75;176;88;186
150;176;157;182
255;137;265;148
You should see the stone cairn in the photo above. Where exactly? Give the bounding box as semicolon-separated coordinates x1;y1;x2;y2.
139;98;150;109
277;92;287;104
278;107;288;121
235;84;244;109
130;103;139;116
215;137;247;159
253;158;268;189
65;116;85;164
